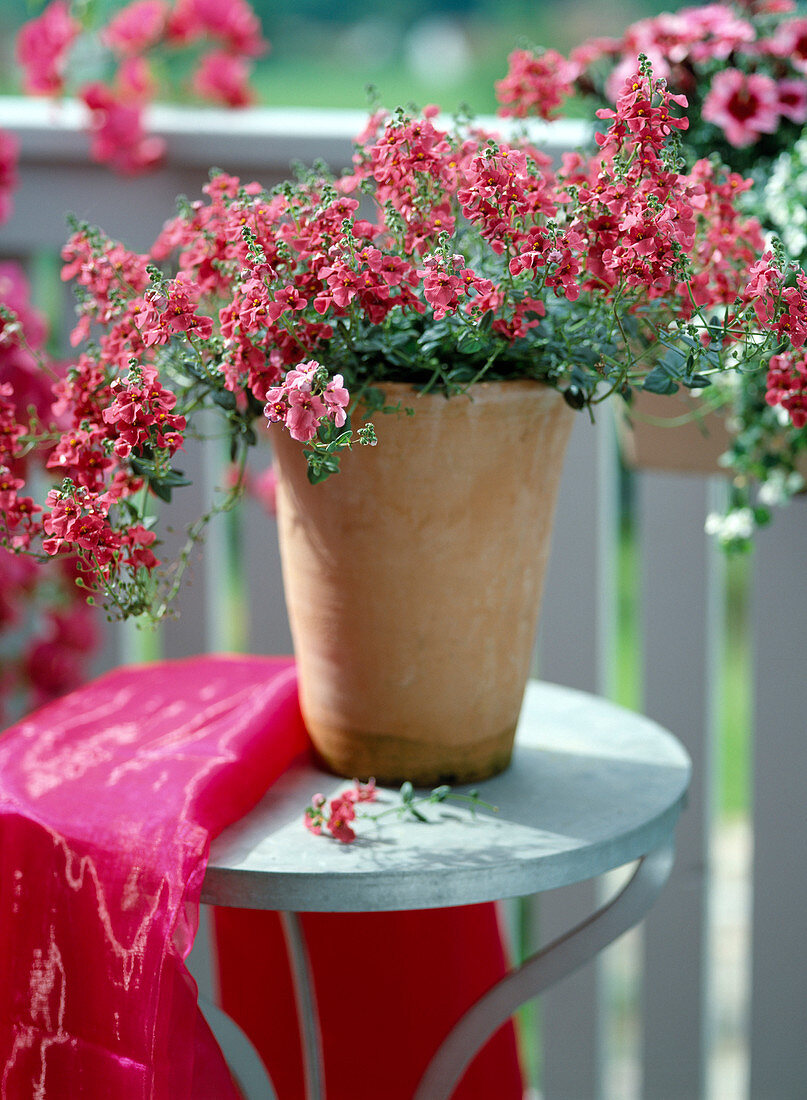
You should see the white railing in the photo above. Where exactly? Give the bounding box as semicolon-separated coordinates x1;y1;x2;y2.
2;97;805;1100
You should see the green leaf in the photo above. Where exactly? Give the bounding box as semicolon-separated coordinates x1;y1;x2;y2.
682;374;711;390
149;480;174;504
400;781;414;803
643;367;680;395
129;455;157;477
212;390;237;410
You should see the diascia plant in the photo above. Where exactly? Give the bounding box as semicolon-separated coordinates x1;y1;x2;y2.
2;59;806;619
0;1;268;722
498;1;807;544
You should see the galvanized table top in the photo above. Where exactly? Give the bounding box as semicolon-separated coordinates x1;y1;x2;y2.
201;681;691;913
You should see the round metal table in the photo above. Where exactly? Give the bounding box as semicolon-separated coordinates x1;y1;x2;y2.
200;680;691;1100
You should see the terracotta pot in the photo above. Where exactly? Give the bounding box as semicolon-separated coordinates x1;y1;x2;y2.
272;380;575;785
620;390;807;481
618;390;732;475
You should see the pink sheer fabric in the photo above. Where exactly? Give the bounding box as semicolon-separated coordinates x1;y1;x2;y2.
0;655;308;1098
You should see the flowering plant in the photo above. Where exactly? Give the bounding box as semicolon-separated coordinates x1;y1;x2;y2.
498;1;807;544
0;263;100;722
14;0;267;174
3;59;807;617
0;0;271;723
303;779;496;845
498;0;807;172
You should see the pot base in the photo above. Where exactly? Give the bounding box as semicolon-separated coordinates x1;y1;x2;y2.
307;719;517;787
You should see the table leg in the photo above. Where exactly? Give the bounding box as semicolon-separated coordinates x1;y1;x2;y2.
280;910;326;1100
198;913;324;1099
413;837;677;1100
198;995;279;1100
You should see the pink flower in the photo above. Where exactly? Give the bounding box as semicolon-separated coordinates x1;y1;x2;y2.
420;263;463;319
101;364;186;457
769;17;807;73
15;0;79;96
777;80;807;124
249;465;277;516
0;263;47;351
323;375;349;428
327;795;357;844
350;778;377;803
605;50;671;103
702;70;780;148
102;0;168;56
496;48;577;120
766;351;807;427
42;487;121;574
303;793;327;835
46;427;114;491
167;0;267;57
22;637;83;703
569;36;622;70
0;131;18;226
263;361;350;443
81;84;166;174
286;388;326;442
137;272;213;346
193;50;254;107
122;524;159;571
117;57;158;103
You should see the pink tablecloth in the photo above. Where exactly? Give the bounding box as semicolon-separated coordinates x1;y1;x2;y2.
0;655;523;1098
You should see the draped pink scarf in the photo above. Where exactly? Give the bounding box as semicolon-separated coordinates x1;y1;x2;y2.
0;655;522;1098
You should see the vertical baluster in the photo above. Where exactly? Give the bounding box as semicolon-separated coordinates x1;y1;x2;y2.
531;410;617;1099
749;498;807;1100
201;415;249;654
242;440;295;658
187;424;250;1011
638;472;719;1100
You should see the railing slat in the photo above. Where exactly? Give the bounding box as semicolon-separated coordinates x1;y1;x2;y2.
749;497;807;1100
638;472;717;1100
534;414;616;1098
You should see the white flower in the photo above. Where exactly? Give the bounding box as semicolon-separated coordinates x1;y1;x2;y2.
758;469;806;506
705;508;755;542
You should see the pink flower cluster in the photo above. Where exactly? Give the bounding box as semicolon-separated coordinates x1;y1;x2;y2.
497;2;807;152
15;0;267;174
0;0;270;710
766;351;807;427
304;779;378;844
745;252;807;346
702;68;803;148
0;267;102;722
496;48;579;121
136;78;764;388
15;0;78;96
0;546;101;724
264;360;349;444
6;61;807;620
41;482;158;578
0;227;188;590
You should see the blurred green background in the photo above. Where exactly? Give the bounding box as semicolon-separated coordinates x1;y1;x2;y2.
0;0;667;112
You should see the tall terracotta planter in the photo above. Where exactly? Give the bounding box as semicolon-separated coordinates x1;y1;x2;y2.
272;380;575;785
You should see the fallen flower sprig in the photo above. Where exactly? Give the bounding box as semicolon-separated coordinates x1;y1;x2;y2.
303;778;498;844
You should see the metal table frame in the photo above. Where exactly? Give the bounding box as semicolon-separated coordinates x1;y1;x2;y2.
200;681;691;1100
